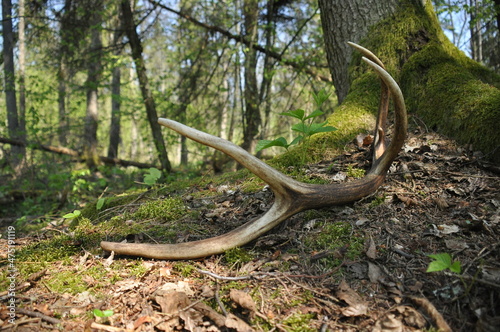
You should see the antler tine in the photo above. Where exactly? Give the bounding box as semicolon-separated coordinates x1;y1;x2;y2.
347;42;389;162
100;44;407;260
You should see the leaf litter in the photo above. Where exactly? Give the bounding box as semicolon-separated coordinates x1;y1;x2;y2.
1;126;499;331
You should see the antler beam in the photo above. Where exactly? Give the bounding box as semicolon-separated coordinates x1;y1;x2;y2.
100;43;407;259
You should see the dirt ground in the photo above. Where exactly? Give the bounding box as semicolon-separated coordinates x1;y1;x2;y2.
1;126;499;331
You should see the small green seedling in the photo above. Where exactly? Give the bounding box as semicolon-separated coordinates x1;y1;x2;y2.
93;309;114;318
63;210;81;220
426;253;461;274
96;197;106;210
256;89;336;153
144;167;162;186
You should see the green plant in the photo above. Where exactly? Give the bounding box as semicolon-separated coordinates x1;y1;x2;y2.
256;89;336;153
63;210;81;220
93;309;114;318
426;253;461;274
144;168;162;186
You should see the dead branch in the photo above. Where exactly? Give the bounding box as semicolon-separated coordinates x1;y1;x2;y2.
0;137;159;169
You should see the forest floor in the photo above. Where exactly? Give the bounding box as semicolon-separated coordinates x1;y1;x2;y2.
1;126;499;332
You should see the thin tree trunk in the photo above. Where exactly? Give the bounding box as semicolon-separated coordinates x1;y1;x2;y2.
318;0;399;103
2;0;25;167
83;6;103;169
18;0;26;134
57;62;69;146
121;0;172;172
241;0;261;153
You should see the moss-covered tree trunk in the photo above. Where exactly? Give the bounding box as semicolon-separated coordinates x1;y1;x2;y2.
318;0;500;162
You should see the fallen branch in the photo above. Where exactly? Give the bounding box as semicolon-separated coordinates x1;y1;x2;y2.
0;137;159;169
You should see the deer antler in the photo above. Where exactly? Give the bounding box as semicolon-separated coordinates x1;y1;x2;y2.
100;43;407;259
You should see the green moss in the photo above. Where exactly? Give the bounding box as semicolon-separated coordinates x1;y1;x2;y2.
223;247;254;267
305;222;364;266
282;313;316;332
173;262;197;277
347;165;366;178
133;197;187;221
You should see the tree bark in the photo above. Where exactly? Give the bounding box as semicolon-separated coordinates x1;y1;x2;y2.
318;0;399;103
121;0;172;172
83;4;103;169
241;0;261;153
18;0;26;134
108;16;124;160
2;0;25;167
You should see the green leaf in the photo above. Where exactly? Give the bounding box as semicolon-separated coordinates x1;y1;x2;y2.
96;198;106;210
93;309;114;318
256;137;289;152
303;109;324;120
144;167;162;186
281;109;305;121
426;253;461;273
63;210;81;219
450;261;462;274
308;122;337;135
312;88;331;107
291;122;310;135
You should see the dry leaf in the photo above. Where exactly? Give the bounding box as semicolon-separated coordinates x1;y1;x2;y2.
225;313;255;331
368;262;383;283
230;289;257;313
337;280;368;317
373;313;404;332
155;291;190;314
365;235;377;259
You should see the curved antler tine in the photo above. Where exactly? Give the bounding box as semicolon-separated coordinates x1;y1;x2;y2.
157;118;306;196
348;42;389;162
361;56;407;174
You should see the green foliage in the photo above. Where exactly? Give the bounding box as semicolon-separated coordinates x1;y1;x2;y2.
93;309;114;318
256;89;336;153
63;210;81;220
144;168;162;186
427;253;462;274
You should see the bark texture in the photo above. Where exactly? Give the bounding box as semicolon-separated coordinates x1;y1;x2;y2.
318;0;399;103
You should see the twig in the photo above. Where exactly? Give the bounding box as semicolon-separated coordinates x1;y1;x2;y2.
16;307;61;325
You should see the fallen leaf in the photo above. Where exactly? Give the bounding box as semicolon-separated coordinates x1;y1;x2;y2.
365;235;377;259
230;289;257;314
368;262;384;283
337;280;368;317
155;291;190;314
225;313;255;331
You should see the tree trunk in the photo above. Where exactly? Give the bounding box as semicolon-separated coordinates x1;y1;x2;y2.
108;9;125;160
121;0;172;172
241;0;261;153
18;0;26;134
83;5;103;169
2;0;25;167
318;0;399;103
318;0;500;162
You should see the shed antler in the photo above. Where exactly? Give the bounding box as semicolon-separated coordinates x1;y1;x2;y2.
101;43;407;259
